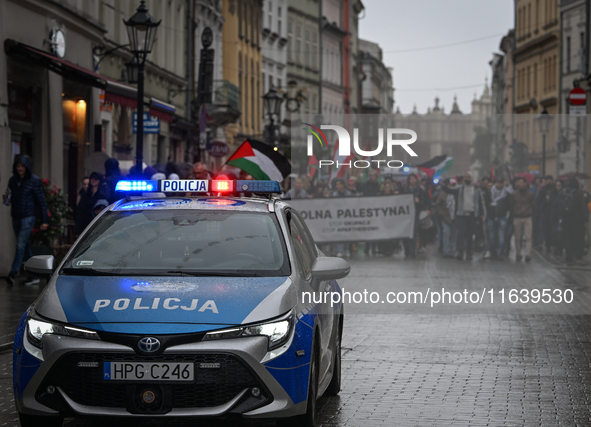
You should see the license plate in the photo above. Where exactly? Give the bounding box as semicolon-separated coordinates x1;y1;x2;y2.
103;362;194;381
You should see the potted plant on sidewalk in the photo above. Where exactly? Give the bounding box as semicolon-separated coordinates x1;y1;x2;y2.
30;179;73;262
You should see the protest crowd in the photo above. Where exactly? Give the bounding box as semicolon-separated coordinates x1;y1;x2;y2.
282;169;591;267
4;152;591;288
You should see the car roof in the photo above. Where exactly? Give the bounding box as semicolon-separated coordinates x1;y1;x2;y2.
112;196;275;213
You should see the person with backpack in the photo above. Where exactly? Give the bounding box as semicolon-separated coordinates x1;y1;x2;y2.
556;177;589;266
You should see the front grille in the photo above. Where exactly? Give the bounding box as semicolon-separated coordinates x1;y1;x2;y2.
38;352;265;409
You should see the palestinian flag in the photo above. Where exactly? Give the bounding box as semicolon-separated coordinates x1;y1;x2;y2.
308;153;319;181
328;139;355;186
226;139;291;181
416;155;453;178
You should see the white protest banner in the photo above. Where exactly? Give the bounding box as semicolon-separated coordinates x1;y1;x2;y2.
289;194;416;242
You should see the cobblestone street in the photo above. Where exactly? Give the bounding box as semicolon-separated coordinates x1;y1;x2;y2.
1;249;591;426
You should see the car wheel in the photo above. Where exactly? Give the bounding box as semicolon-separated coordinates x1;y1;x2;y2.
19;412;63;427
324;315;342;396
280;338;319;427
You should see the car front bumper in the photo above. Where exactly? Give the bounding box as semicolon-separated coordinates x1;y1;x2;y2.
14;320;313;420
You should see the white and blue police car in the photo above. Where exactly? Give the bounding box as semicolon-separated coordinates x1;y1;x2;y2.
13;179;349;427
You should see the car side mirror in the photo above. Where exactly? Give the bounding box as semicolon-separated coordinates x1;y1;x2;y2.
24;255;55;279
311;257;350;281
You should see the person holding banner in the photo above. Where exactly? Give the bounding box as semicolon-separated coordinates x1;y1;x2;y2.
403;174;428;259
331;178;353;257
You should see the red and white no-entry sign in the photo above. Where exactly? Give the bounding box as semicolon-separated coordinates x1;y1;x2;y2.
569;87;587;105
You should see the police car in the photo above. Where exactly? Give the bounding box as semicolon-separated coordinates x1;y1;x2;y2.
13;179;349;427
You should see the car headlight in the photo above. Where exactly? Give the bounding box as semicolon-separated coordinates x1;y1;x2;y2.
27;317;100;348
203;315;293;350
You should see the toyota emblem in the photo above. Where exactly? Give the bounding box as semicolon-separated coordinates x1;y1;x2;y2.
138;337;161;353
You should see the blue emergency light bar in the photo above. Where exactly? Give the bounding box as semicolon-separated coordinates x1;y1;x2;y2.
115;179;281;194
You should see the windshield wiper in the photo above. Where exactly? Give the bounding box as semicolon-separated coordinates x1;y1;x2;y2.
61;267;125;276
165;270;264;277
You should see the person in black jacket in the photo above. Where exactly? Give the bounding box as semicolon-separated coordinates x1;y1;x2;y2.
75;172;106;235
102;158;122;204
403;173;428;258
3;155;48;285
556;177;590;266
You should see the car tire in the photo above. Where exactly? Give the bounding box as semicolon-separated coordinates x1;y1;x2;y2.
324;315;342;396
19;412;63;427
280;338;319;427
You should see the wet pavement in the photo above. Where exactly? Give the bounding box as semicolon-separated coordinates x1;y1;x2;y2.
1;247;591;426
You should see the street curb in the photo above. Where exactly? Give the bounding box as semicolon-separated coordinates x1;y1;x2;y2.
0;342;13;354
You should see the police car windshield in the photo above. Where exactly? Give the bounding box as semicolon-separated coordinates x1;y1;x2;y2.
63;210;290;277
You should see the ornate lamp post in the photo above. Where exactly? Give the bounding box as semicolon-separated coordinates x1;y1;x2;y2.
536;108;552;176
262;86;284;149
124;1;161;171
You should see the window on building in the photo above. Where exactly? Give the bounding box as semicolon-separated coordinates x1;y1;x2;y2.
533;63;537;95
526;66;530;97
278;7;282;36
256;63;260;133
553;55;557;88
239;52;243;125
527;3;531;35
239;0;243;37
288;21;293;61
535;0;539;30
304;29;310;67
312;31;318;69
566;36;571;73
296;24;302;63
245;4;249;40
580;32;586;72
251;3;255;43
251;59;255;129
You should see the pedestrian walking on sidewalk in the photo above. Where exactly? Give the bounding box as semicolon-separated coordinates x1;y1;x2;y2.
510;177;535;262
2;155;48;286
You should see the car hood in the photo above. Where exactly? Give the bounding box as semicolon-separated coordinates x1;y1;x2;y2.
34;275;296;334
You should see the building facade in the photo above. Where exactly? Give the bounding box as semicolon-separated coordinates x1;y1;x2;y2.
286;0;320;116
358;38;394;115
1;0;106;274
0;0;194;275
558;0;589;181
222;0;263;147
261;0;288;145
513;0;560;177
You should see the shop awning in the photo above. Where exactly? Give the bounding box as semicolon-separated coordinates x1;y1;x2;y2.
149;98;175;122
4;39;108;89
4;39;176;117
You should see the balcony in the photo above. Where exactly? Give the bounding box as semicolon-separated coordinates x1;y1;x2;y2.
208;80;241;126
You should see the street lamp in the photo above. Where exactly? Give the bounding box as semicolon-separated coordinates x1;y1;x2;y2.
262;86;284;148
124;0;161;171
125;57;139;84
536;107;552;176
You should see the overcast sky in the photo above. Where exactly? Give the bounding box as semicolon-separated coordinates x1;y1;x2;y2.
359;0;514;115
